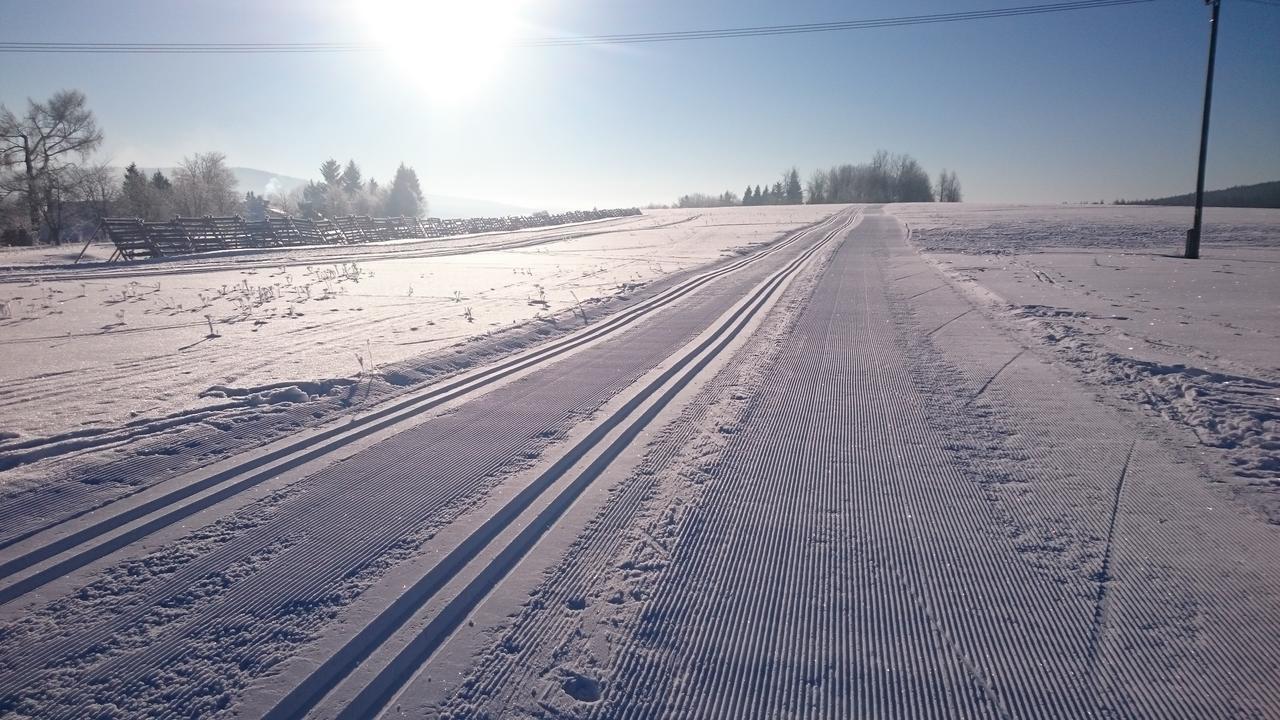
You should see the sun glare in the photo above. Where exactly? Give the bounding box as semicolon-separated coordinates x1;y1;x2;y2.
355;0;528;104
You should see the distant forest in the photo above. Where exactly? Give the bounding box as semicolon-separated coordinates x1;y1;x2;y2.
1116;181;1280;209
671;151;961;209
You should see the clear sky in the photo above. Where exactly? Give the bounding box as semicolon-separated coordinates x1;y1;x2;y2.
2;0;1277;209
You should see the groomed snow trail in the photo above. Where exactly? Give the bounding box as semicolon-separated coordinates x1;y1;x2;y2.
0;212;857;718
424;210;1280;718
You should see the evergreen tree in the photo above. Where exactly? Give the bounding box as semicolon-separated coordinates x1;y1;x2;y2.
743;185;754;206
341;160;363;195
754;185;763;205
243;192;269;221
385;163;425;217
319;158;343;187
301;181;328;218
784;168;802;204
145;170;175;219
771;181;784;203
121;163;149;217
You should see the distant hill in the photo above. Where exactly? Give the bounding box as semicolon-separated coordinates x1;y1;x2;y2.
1117;181;1280;209
121;166;538;219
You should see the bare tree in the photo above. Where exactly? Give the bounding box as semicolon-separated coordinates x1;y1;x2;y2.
0;90;104;242
805;170;827;204
891;154;934;202
72;161;120;223
269;186;305;216
173;152;240;216
937;170;963;202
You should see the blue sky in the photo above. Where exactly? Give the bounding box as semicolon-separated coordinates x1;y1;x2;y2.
2;0;1277;209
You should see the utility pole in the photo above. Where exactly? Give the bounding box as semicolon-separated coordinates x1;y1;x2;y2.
1185;0;1222;260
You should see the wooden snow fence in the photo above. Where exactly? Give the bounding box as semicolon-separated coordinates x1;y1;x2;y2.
95;207;642;262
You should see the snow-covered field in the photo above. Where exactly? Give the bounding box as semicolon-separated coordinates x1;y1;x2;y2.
1;204;1277;719
890;203;1280;519
0;207;831;485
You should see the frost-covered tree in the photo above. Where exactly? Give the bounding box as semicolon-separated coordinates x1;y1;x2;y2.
121;163;150;217
784;168;803;205
121;163;171;220
806;169;828;204
150;170;171;192
173;152;240;216
243;191;269;221
937;170;963;202
385;163;425;217
341;160;363;195
0;89;104;241
892;155;934;202
319;158;343;187
150;170;174;218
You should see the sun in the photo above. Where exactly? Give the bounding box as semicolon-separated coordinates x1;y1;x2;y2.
354;0;529;105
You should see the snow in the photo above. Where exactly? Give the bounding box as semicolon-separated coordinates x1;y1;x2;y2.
889;202;1280;519
0;207;831;458
1;204;1277;719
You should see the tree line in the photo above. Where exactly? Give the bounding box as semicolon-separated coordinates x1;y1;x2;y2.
676;152;962;209
1;89;428;245
269;159;425;220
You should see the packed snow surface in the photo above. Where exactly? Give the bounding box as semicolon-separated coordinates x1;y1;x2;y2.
0;204;1276;720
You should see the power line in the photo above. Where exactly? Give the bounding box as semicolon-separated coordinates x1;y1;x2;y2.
0;0;1160;54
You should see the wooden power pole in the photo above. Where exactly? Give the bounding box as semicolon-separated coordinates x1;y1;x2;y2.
1185;0;1222;260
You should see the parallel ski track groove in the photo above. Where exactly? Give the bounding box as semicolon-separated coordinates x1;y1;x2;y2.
276;210;861;720
0;212;846;601
0;212;857;719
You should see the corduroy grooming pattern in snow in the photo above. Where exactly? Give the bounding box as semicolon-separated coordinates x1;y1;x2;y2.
437;211;1280;719
588;213;1095;717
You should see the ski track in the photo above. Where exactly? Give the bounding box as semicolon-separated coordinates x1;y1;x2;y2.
430;211;1280;719
0;213;857;718
0;211;833;552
